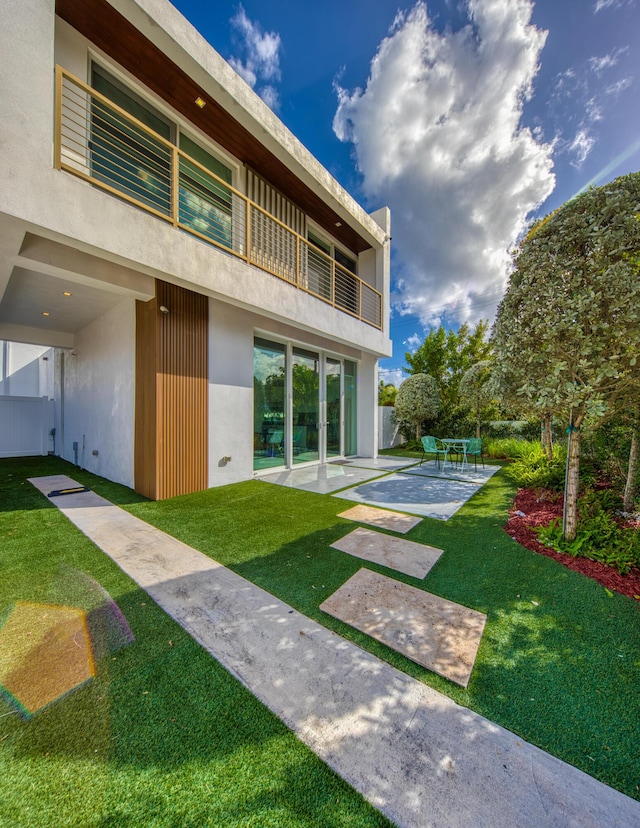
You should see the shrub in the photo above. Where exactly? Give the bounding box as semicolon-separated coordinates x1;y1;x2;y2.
484;437;543;460
504;442;566;490
536;489;640;574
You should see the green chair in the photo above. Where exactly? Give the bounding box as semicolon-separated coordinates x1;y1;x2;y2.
420;436;449;469
466;437;484;469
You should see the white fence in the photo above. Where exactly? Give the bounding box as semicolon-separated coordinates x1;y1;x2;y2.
378;406;404;450
0;396;54;458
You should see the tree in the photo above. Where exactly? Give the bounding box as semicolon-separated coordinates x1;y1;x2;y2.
378;380;398;406
394;374;440;440
405;321;492;428
492;172;640;540
459;360;494;438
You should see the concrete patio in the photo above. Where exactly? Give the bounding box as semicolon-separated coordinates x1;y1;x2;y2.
261;456;497;519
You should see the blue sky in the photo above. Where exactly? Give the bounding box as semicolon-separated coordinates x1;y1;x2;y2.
173;0;640;386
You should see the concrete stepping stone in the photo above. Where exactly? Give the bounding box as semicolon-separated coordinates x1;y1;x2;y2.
338;504;422;534
331;527;441;579
320;568;486;687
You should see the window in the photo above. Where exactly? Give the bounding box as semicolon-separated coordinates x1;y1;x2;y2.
307;230;359;314
90;65;233;249
91;65;172;214
178;134;233;249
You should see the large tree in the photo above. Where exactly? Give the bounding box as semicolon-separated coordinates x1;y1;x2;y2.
459;360;494;438
405;321;492;424
394;373;440;440
378;379;398;406
492;172;640;540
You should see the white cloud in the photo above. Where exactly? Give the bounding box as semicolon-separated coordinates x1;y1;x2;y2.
606;77;632;95
594;0;638;11
552;45;633;169
379;367;406;388
568;129;595;168
402;333;423;353
588;47;627;75
229;6;282;109
333;0;555;328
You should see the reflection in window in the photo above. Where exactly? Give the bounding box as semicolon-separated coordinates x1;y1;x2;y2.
253;338;286;471
292;347;319;465
344;360;357;456
178;135;233;249
91;66;172;214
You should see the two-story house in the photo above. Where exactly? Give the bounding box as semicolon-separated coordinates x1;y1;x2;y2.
0;0;391;499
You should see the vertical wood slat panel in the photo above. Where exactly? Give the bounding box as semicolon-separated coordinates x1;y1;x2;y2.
156;281;208;500
135;297;158;499
135;280;208;500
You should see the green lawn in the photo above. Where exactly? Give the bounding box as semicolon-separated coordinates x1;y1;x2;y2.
1;455;639;826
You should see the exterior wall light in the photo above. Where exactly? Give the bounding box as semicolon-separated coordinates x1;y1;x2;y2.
159;305;169;314
195;97;206;108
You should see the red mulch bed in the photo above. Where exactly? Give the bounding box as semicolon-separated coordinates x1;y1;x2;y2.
505;488;640;600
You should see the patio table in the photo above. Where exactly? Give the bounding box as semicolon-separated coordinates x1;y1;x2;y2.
440;438;471;470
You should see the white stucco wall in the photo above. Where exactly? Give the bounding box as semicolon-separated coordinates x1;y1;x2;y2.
208;301;255;487
61;298;135;487
357;353;379;458
0;342;54;397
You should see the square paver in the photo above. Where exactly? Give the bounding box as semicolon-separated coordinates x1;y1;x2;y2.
333;473;481;520
320;568;486;687
331;457;418;472
402;460;500;485
259;464;385;494
331;527;442;579
338;504;422;534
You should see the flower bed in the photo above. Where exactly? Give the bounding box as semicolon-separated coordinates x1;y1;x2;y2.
505;488;640;599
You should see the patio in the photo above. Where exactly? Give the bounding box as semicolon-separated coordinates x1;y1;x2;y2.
261;457;500;519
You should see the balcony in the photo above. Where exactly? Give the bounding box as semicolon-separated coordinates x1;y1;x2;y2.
54;67;383;329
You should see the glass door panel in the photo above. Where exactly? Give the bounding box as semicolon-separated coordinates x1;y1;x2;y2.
253;338;286;471
292;347;319;464
326;358;342;458
344;360;357;456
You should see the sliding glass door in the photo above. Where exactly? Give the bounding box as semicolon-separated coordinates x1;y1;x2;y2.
325;358;342;459
253;338;357;470
292;348;320;465
253;338;286;471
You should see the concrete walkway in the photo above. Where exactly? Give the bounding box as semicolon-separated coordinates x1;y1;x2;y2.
30;475;640;828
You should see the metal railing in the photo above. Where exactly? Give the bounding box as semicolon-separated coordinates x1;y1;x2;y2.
54;66;383;329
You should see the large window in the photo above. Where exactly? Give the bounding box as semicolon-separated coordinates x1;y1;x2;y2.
344;359;357;457
292;348;320;465
90;65;233;247
91;66;172;214
307;230;359;315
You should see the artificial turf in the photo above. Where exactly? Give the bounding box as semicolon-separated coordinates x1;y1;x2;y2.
0;457;392;828
1;454;639;825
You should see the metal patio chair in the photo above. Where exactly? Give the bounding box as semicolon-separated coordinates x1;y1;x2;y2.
466;437;484;469
420;435;450;469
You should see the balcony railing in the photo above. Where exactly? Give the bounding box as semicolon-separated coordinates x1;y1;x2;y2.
54;66;383;329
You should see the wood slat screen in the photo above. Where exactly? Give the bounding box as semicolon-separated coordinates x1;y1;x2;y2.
135;281;208;499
